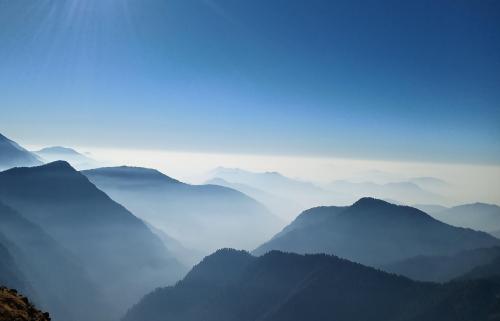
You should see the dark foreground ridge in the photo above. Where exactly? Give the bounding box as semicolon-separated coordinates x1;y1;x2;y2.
123;249;500;321
0;287;50;321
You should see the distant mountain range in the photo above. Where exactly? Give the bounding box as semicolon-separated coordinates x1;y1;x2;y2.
208;167;333;217
34;146;100;170
205;177;303;221
83;166;284;255
208;167;448;218
327;180;445;205
420;203;500;234
254;198;500;266
0;133;42;170
123;249;500;321
0;161;186;320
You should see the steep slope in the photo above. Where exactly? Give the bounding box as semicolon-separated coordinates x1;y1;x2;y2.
430;203;500;233
254;198;500;266
382;246;500;282
123;249;500;321
0;240;27;294
0;133;42;170
0;162;186;319
0;200;108;321
83;166;283;253
0;287;50;321
35;146;100;170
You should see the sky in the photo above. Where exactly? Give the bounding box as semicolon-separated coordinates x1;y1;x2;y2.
1;1;499;166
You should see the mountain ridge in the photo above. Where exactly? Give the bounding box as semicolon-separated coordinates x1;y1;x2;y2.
0;161;187;319
0;133;43;170
123;249;500;321
254;198;500;266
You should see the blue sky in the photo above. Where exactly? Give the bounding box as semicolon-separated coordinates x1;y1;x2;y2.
1;0;499;164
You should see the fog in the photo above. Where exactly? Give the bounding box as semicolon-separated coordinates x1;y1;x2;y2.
55;146;500;207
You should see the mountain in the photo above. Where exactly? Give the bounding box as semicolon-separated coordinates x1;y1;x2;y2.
34;146;100;170
382;246;500;282
83;166;283;254
205;177;303;221
0;161;186;319
0;133;42;170
0;199;109;321
123;249;500;321
254;198;500;266
0;287;50;321
429;203;500;233
208;167;333;211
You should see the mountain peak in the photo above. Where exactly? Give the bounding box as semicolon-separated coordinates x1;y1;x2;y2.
36;146;80;155
83;166;180;184
37;160;76;171
352;197;392;208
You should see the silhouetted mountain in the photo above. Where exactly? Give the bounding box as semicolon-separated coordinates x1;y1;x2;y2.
0;133;42;170
0;287;50;321
0;199;108;321
430;203;500;233
254;198;500;266
123;249;500;321
0;162;186;319
35;146;100;170
383;246;500;282
83;166;283;254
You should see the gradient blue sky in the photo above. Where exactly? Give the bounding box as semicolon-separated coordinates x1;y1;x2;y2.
1;0;499;164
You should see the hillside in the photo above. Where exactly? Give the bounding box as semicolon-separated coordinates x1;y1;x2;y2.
123;249;500;321
0;199;108;321
0;133;42;170
0;287;50;321
254;198;500;266
0;162;186;319
0;241;27;294
83;166;283;253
